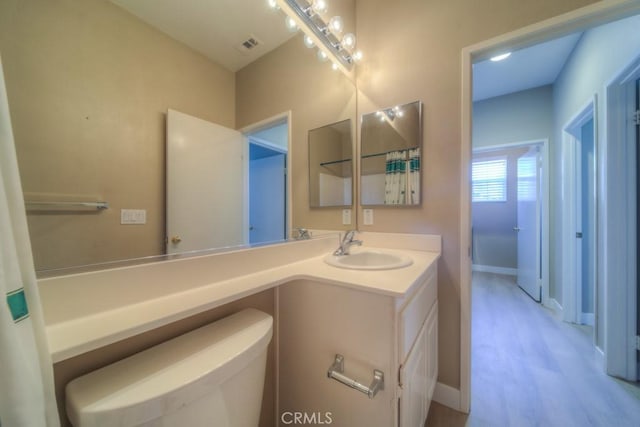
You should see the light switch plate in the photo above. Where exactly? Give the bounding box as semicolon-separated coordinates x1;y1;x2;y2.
363;209;374;225
342;209;352;225
121;209;146;225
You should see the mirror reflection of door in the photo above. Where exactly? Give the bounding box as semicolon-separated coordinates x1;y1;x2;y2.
246;122;288;245
166;109;245;254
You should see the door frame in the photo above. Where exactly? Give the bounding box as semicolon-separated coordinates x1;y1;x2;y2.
460;0;640;413
240;111;292;242
604;54;640;380
473;140;550;306
561;97;597;326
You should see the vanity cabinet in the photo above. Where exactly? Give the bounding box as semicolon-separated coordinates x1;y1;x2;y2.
278;262;438;427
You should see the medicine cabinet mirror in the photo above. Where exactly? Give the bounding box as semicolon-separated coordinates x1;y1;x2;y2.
360;100;422;206
308;119;353;208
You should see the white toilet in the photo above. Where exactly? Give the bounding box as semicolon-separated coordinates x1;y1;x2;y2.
66;308;273;427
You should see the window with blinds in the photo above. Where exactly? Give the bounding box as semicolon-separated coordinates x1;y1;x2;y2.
472;158;507;202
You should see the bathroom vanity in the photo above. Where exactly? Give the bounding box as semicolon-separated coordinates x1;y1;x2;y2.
279;259;437;427
38;232;440;427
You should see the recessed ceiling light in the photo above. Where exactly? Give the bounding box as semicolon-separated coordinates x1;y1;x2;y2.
490;52;511;62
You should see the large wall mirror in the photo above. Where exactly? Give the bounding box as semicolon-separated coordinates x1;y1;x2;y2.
360;101;423;206
0;0;356;274
308;119;353;208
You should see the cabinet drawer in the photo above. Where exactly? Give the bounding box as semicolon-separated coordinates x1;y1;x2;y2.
398;264;437;361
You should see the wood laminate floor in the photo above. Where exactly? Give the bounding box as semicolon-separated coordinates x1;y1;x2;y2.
425;272;640;426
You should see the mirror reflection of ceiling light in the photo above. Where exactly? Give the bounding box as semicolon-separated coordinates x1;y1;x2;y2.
490;52;511;62
376;106;404;122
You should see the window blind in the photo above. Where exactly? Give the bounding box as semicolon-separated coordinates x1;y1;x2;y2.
472;158;507;202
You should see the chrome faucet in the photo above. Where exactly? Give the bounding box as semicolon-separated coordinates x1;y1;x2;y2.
294;227;311;240
333;230;363;256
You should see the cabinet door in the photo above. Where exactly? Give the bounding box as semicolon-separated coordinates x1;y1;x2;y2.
399;301;438;427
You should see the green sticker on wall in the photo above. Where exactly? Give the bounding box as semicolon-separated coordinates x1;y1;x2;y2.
6;288;29;323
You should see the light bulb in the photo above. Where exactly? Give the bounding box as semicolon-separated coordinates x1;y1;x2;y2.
341;33;356;50
267;0;278;10
332;63;339;71
352;50;363;62
328;16;343;34
312;0;328;14
317;49;328;62
285;16;298;32
303;35;315;48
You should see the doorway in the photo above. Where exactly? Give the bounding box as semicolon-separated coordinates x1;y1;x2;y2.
471;141;549;303
562;99;596;329
242;114;291;246
462;7;640;412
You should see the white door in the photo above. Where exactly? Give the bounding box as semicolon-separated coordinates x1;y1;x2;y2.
249;153;286;244
166;109;245;254
516;147;541;301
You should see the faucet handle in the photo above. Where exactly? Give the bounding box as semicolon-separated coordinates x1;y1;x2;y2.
343;229;357;241
294;227;311;240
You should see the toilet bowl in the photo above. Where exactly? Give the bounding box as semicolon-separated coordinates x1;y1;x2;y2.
66;308;273;427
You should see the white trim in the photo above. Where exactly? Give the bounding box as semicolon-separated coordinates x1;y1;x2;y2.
248;135;287;154
472;264;517;276
603;53;640;381
461;0;640;411
433;382;461;411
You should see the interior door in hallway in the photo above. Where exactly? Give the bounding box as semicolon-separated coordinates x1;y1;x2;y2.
516;146;541;301
166;109;245;254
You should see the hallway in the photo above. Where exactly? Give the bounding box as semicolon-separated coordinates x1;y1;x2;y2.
426;272;640;426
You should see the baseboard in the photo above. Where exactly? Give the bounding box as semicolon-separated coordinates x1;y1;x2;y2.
471;264;517;276
433;382;462;412
581;312;595;326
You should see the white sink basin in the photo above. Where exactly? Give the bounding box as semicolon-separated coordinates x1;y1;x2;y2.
324;249;413;270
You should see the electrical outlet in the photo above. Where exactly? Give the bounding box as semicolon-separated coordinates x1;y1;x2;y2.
363;209;374;225
121;209;146;225
342;209;352;225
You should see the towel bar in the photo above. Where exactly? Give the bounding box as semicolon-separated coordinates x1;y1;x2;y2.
327;354;384;399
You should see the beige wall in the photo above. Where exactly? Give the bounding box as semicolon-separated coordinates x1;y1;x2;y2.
236;36;357;231
0;0;235;271
355;0;598;389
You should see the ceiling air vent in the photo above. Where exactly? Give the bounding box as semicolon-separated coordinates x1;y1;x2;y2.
236;35;262;54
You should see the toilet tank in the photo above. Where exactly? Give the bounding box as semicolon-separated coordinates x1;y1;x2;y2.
66;308;273;427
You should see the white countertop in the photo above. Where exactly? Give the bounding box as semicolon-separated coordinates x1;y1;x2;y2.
40;233;441;363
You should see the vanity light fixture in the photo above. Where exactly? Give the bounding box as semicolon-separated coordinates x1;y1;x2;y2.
285;16;299;32
303;34;315;48
311;0;328;14
490;52;511;62
270;0;362;74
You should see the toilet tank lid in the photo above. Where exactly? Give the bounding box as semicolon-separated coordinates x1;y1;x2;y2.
66;308;272;425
